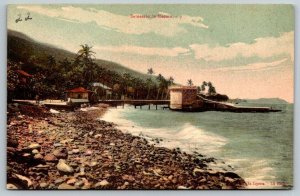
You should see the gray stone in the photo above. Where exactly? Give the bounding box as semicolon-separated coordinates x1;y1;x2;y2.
39;182;48;188
53;149;67;159
28;143;41;149
72;149;80;154
95;180;109;188
34;153;43;160
44;153;57;162
122;175;135;182
178;186;189;189
15;174;33;188
57;183;76;189
67;178;77;185
85;150;93;155
89;161;97;167
75;181;84;187
76;167;85;176
54;143;62;147
94;134;102;139
32;149;39;154
57;159;74;173
54;178;64;184
193;168;206;176
7;183;18;189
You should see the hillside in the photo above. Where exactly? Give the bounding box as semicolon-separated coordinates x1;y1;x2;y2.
7;30;171;101
7;29;149;79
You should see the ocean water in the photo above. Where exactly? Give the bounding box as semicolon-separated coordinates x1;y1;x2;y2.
101;103;293;189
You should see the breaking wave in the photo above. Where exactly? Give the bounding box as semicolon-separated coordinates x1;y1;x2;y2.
101;107;227;155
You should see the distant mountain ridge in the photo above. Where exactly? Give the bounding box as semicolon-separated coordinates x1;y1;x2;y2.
7;29;149;80
245;98;289;104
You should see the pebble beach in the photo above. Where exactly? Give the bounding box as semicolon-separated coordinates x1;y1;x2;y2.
7;103;246;190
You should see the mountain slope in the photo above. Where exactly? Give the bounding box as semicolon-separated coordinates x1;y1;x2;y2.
7;29;149;79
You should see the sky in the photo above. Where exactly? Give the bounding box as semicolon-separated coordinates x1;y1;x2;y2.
7;4;294;102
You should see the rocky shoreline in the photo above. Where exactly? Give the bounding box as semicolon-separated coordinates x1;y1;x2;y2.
7;103;246;190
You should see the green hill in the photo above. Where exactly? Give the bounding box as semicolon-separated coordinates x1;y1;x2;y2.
7;30;168;101
7;29;149;79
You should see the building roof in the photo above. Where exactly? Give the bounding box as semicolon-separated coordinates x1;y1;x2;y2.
65;87;92;93
16;70;32;77
90;82;112;90
169;85;197;90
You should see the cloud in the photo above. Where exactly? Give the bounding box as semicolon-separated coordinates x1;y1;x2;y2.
190;31;294;62
94;45;190;57
17;5;208;36
210;58;289;72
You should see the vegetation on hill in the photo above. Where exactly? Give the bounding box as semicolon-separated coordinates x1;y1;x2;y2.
7;30;175;101
7;30;224;102
7;30;148;78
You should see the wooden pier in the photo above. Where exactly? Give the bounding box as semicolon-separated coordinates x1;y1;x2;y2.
194;96;281;113
13;97;281;113
99;98;280;113
98;99;170;109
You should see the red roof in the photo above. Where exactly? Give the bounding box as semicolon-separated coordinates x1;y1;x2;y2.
16;70;32;77
66;87;92;93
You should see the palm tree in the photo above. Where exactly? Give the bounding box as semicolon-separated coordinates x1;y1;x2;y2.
201;84;206;91
147;68;154;75
164;76;175;99
208;86;216;95
45;55;61;89
197;86;201;93
123;72;133;98
201;81;208;91
168;76;174;86
187;79;193;86
76;44;97;84
146;78;153;99
160;78;168;99
207;81;212;88
132;77;143;99
59;58;72;72
46;55;57;72
156;74;164;99
76;44;96;62
207;81;216;95
146;68;154;99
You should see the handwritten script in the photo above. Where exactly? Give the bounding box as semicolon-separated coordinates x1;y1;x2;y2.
15;12;32;23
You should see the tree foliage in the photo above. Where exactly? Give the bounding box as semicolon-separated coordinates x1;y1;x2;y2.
199;81;217;95
8;43;222;101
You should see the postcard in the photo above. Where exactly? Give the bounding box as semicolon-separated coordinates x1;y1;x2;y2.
7;4;294;190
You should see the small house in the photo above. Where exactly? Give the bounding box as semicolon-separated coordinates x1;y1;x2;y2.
90;82;112;100
12;70;33;99
65;87;92;103
169;86;198;110
16;70;32;83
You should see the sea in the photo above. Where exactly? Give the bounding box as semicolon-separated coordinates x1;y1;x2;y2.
101;103;293;189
